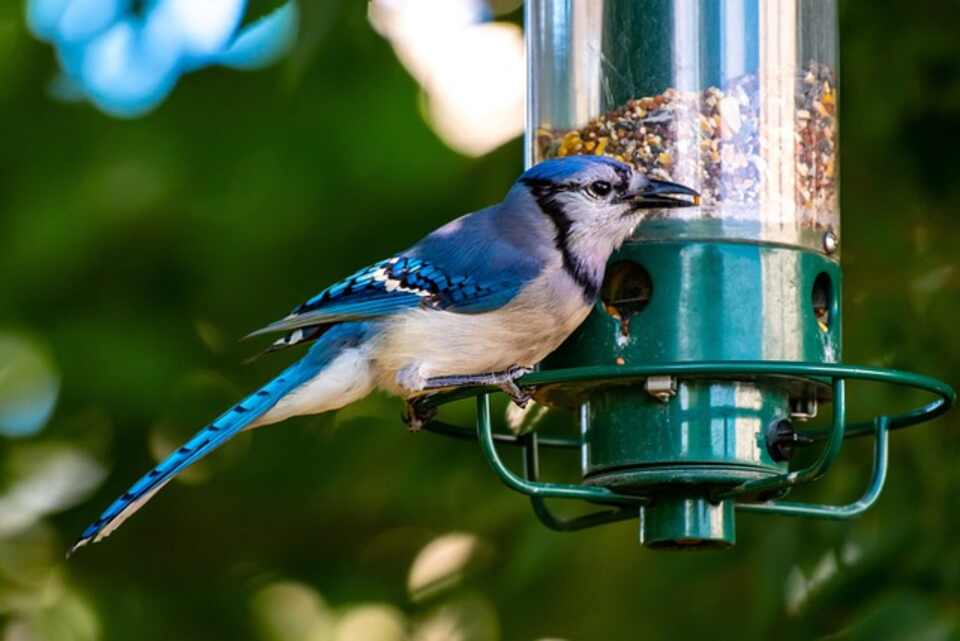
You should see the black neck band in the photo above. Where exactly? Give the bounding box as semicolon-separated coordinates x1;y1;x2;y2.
520;178;601;301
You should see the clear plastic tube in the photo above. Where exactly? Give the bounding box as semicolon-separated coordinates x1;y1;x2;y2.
527;0;839;253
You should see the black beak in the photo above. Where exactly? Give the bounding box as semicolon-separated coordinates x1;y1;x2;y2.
629;179;700;209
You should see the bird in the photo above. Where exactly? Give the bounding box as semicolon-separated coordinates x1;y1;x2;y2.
69;155;698;555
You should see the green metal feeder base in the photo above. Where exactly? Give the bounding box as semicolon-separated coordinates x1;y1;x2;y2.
419;240;954;549
534;241;842;514
421;362;954;549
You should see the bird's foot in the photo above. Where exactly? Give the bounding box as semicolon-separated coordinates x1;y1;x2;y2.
402;395;437;432
422;365;534;408
497;369;533;409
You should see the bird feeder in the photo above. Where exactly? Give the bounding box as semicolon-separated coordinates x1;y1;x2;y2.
422;0;954;549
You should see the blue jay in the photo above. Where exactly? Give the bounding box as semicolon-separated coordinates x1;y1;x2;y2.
70;156;697;554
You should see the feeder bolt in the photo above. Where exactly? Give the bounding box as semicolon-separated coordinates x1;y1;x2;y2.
644;376;677;403
790;397;819;421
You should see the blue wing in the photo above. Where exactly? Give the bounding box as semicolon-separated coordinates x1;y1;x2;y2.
248;207;545;340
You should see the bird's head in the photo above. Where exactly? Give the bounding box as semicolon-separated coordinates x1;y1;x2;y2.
518;156;699;249
510;156;699;296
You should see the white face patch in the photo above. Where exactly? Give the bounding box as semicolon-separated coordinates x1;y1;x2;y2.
559;190;638;247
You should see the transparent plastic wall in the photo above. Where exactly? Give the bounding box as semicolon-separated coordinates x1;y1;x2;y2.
527;0;839;253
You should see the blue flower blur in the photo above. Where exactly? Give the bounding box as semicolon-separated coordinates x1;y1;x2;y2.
27;0;299;117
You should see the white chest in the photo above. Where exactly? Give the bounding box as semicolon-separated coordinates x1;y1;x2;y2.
372;270;593;395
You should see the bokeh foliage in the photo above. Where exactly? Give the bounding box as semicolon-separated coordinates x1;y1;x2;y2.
1;1;960;640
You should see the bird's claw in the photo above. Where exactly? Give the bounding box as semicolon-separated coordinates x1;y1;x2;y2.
498;366;533;408
403;396;436;431
416;365;534;413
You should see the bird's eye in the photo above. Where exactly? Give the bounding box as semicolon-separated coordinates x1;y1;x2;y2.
588;180;612;198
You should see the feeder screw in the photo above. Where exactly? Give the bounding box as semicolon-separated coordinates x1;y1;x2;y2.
823;230;838;255
645;376;677;402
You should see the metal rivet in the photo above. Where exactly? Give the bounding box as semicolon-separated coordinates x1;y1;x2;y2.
823;230;838;255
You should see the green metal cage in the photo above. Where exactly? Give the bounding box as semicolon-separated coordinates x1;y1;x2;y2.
421;362;954;547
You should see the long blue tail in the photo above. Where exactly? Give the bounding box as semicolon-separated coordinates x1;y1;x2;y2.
68;322;374;556
68;361;314;556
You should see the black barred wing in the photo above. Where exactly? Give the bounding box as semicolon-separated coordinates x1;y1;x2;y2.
247;256;523;340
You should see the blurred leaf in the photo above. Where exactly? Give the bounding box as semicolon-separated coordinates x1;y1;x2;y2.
413;592;498;641
250;581;335;641
0;333;60;438
27;591;100;641
335;605;406;641
0;445;105;536
0;525;63;613
408;533;492;603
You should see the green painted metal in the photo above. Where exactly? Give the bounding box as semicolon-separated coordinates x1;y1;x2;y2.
539;245;840;483
581;381;789;491
726;378;845;497
527;242;846;546
543;242;842;371
517;361;954;427
521;433;640;531
424;361;953;544
474;393;641;505
737;415;889;519
419;239;954;548
640;496;736;549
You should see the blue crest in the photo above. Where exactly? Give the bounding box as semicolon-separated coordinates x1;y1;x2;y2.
518;156;630;184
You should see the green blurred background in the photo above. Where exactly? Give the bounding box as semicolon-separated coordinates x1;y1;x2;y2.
2;1;960;640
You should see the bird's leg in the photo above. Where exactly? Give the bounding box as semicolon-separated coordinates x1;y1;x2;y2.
402;395;437;432
495;365;535;407
421;365;534;408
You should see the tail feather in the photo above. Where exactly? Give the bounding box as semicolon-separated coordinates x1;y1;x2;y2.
68;361;314;556
70;322;375;557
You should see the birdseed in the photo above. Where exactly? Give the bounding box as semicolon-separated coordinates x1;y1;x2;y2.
535;62;838;230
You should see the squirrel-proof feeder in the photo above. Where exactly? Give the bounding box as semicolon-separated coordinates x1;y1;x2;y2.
421;0;954;549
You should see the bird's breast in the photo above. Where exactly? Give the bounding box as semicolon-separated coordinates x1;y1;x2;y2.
372;271;593;395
